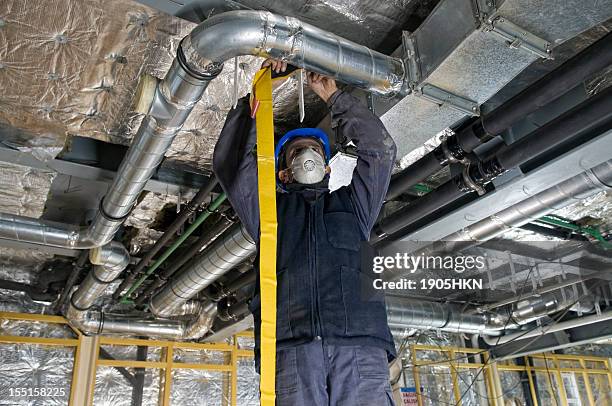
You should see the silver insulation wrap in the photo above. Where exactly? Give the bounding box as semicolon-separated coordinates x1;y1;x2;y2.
150;224;256;318
0;162;56;219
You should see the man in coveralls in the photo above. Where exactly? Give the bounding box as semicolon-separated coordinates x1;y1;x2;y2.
213;59;397;405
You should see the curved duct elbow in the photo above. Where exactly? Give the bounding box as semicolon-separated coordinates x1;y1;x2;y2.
150;224;255;318
66;302;217;341
69;242;130;311
182;10;405;96
183;302;219;340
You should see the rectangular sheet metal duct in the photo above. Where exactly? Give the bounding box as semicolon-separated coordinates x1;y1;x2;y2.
381;0;612;159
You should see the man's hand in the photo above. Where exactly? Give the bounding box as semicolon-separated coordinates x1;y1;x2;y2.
261;58;287;74
307;72;338;103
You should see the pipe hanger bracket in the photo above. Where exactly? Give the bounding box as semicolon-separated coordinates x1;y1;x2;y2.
415;83;481;116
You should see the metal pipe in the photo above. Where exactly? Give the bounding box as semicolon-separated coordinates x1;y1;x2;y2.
386;291;584;335
117;192;227;302
482;310;612;346
70;242;130;311
205;270;256;301
217;299;250;322
373;88;612;241
385;31;612;199
66;302;218;340
133;215;235;305
0;59;214;249
116;176;218;299
445;160;612;242
149;224;256;318
183;10;405;96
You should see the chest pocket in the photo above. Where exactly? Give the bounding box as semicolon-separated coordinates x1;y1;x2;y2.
324;211;361;251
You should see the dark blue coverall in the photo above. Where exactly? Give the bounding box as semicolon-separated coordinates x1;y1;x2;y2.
213;90;397;405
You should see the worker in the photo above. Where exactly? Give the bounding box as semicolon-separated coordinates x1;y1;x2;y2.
213;58;397;405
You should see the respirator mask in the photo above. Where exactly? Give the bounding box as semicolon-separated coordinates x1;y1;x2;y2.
290;147;327;184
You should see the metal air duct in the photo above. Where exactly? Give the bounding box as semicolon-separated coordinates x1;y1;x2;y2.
380;0;612;159
70;242;131;311
0;9;406;335
0;58;214;249
386;289;587;335
182;10;405;96
150;224;256;318
444;159;612;242
483;310;612;346
67;302;218;340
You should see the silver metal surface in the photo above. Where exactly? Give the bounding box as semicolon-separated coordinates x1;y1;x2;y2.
67;301;218;339
385;290;582;335
416;83;480;116
183;10;406;96
402;130;612;241
382;0;612;158
182;302;219;339
446;159;612;242
150;224;256;318
486;16;553;59
483;310;612;346
71;242;131;310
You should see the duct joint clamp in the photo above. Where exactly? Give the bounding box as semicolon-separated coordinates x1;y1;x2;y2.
483;16;553;60
414;84;480;116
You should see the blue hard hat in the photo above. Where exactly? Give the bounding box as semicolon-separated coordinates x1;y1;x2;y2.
274;128;331;171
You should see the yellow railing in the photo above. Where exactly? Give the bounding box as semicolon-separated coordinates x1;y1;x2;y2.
410;344;612;406
3;311;611;405
0;311;255;406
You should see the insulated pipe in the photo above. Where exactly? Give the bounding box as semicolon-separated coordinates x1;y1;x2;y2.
386;297;503;335
385;31;612;200
205;270;256;301
182;10;405;96
482;310;612;346
445;160;612;242
373;87;612;241
218;299;250;322
149;224;256;318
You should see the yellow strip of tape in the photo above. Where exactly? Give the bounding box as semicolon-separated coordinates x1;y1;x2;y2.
253;67;277;405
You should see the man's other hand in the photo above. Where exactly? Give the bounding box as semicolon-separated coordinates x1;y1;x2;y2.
307;72;338;103
261;58;287;73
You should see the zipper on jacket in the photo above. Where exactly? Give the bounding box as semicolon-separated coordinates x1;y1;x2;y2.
308;204;322;338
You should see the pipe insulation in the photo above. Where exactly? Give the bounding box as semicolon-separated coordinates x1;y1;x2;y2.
150;224;256;318
0;58;214;249
445;159;612;242
70;242;131;310
374;88;612;241
386;30;612;200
